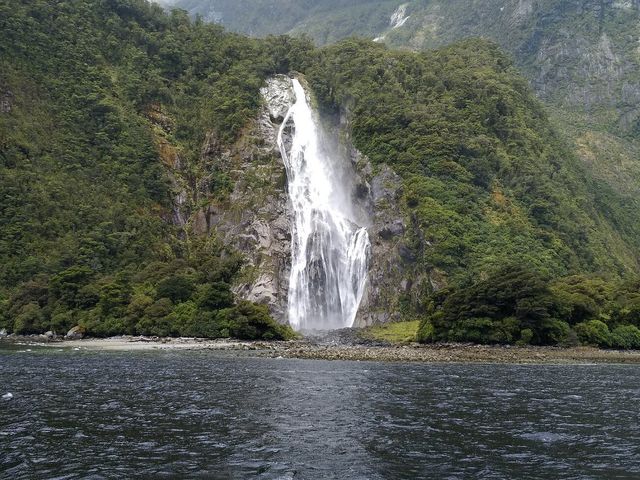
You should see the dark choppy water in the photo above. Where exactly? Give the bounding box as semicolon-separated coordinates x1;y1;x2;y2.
1;345;640;479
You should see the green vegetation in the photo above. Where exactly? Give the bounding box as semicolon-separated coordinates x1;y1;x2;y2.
306;39;640;348
309;38;640;278
0;0;303;340
1;1;639;348
417;265;640;348
173;0;640;260
382;0;640;215
363;321;419;343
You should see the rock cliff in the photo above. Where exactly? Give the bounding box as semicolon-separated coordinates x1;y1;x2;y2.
202;74;434;326
149;73;439;327
322;106;441;327
200;75;295;321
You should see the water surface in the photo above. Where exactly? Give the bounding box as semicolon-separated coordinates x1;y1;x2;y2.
1;345;639;479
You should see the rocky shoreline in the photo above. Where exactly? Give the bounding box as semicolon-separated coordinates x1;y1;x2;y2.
3;334;640;364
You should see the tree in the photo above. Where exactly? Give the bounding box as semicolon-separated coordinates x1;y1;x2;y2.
156;275;195;304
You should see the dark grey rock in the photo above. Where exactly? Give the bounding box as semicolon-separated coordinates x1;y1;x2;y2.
379;220;405;240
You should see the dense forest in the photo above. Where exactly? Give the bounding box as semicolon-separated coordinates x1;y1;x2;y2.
0;0;298;340
1;0;639;347
303;38;640;347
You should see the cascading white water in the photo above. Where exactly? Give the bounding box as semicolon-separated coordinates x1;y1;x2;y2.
278;79;370;331
390;3;410;29
374;3;410;41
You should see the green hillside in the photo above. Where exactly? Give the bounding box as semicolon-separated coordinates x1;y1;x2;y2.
1;0;639;346
169;0;399;41
309;38;639;276
0;0;296;340
306;39;640;345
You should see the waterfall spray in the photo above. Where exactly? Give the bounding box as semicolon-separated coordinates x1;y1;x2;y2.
278;79;370;331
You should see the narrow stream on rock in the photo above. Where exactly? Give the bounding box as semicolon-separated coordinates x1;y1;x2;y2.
278;78;370;331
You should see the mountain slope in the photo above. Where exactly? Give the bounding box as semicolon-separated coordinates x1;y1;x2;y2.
0;0;296;339
169;0;640;200
308;38;639;279
167;0;399;41
1;0;639;345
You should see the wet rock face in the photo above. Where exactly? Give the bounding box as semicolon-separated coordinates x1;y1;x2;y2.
354;164;408;327
316;105;442;328
199;75;294;322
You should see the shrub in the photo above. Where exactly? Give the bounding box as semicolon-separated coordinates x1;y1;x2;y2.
420;265;554;344
448;317;519;344
126;293;154;321
539;319;571;345
166;301;197;336
574;320;611;347
87;316;129;338
13;303;44;334
50;310;76;334
196;282;234;311
225;301;296;340
184;310;226;338
0;296;7;331
517;328;533;345
156;276;195;304
416;320;435;343
448;317;494;343
609;325;640;350
49;266;95;309
550;275;611;325
97;281;131;318
136;298;175;336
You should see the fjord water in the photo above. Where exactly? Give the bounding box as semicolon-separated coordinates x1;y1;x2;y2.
278;79;370;331
2;347;640;479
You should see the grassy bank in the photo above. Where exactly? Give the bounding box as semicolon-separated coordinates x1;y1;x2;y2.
361;321;420;343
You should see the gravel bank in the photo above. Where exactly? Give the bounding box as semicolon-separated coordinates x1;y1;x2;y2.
3;335;640;364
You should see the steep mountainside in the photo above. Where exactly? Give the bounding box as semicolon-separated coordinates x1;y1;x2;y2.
1;0;639;346
0;0;298;339
306;39;640;331
167;0;400;42
168;0;640;197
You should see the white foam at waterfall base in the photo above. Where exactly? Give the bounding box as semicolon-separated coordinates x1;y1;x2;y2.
278;79;370;332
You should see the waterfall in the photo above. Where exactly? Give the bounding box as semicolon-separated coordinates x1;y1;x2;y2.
390;4;410;29
374;3;410;42
278;79;370;331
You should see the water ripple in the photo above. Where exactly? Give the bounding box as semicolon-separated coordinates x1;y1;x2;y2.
1;347;640;478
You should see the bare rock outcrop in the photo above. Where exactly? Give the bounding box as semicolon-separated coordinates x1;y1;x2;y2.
354;165;405;326
195;75;294;321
